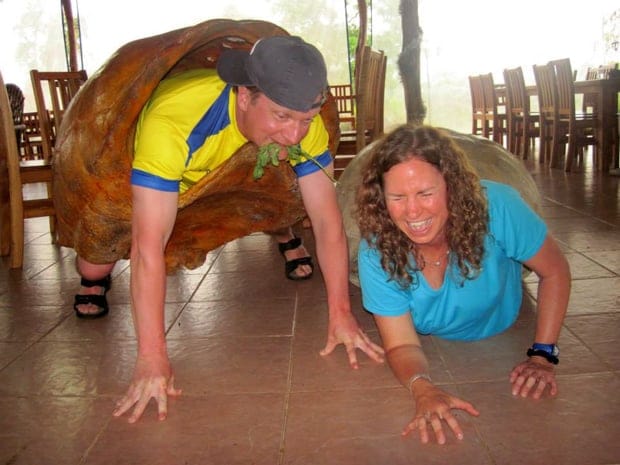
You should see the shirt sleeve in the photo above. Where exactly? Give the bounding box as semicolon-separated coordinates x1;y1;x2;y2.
484;181;548;262
358;238;411;316
132;113;188;184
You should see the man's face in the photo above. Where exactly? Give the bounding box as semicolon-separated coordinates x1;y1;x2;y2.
236;87;322;159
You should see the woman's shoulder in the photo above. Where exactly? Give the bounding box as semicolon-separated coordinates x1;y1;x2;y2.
480;179;526;208
480;179;519;197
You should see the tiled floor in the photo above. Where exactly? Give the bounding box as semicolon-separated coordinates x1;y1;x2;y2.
1;156;619;465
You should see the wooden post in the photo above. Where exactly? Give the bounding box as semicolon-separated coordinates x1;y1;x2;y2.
398;0;426;124
60;0;79;71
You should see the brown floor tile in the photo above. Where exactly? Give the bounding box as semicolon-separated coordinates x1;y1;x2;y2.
290;334;400;391
166;300;295;339
45;302;184;341
564;313;620;369
459;372;620;465
563;252;616;279
0;397;113;465
552;230;620;253
283;388;493;465
0;305;70;341
84;393;284;465
563;277;620;314
1;156;619;464
582;249;620;274
0;339;137;396
168;337;292;395
191;270;299;301
546;216;617;233
0;341;30;369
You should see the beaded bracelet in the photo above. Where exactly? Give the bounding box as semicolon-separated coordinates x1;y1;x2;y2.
407;373;432;392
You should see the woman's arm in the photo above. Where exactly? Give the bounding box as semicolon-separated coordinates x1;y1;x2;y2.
374;312;479;444
510;234;571;398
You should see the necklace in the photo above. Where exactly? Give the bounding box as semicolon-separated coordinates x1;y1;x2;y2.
423;249;450;267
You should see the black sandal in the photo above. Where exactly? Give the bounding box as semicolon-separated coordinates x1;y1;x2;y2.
73;275;112;319
278;237;314;281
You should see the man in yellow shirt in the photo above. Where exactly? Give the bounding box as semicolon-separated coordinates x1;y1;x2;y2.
73;35;385;423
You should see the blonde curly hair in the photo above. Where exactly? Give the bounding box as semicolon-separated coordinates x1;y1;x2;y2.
356;125;488;288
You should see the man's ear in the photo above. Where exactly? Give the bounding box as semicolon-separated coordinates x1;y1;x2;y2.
236;86;251;111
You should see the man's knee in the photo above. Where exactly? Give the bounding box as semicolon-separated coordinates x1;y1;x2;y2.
76;256;116;280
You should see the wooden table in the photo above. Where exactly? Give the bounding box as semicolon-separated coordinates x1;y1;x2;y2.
496;78;620;172
574;78;620;172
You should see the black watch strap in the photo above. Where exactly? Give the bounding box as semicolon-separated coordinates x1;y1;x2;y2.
526;348;559;365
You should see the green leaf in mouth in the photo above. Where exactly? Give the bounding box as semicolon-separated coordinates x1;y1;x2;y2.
253;143;336;184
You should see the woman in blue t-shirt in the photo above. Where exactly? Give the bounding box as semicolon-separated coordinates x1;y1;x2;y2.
357;125;571;445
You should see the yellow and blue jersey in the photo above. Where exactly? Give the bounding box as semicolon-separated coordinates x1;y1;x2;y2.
131;68;331;194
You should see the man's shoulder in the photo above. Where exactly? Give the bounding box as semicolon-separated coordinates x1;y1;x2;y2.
162;68;221;85
153;68;226;101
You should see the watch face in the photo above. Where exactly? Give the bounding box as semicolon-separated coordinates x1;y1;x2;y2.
532;343;559;357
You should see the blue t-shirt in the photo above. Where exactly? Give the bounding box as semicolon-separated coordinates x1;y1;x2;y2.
358;180;547;341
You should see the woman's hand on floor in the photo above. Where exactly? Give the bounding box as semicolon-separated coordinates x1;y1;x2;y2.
510;357;558;399
404;383;480;444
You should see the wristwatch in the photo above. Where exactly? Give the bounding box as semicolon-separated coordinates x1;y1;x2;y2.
526;342;559;365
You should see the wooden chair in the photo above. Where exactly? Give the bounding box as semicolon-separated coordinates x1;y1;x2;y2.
5;83;25;150
329;83;355;129
479;72;507;147
468;75;487;137
30;69;88;161
533;63;559;166
583;65;618;123
549;58;597;171
502;66;539;159
20;111;45;160
0;70;56;268
582;67;600;114
334;46;387;178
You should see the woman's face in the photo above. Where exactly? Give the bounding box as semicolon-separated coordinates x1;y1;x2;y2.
383;157;449;246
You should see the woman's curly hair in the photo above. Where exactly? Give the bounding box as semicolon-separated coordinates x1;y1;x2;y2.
356;125;488;287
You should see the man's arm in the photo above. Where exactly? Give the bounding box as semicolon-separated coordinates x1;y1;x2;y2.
298;167;384;368
113;185;182;422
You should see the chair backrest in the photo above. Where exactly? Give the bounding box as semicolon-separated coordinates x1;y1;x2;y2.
533;63;557;120
5;83;24;127
364;47;387;136
20;111;44;160
371;48;387;137
353;45;387;151
582;67;600;113
479;72;506;143
329;83;355;127
585;67;599;80
30;69;88;161
548;58;575;119
503;66;530;116
479;72;499;115
593;63;618;79
468;75;485;114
